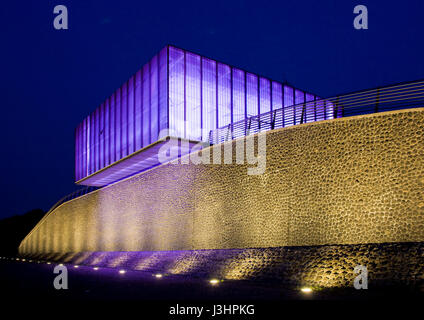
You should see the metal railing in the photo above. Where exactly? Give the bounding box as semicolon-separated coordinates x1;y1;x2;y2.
209;79;424;145
20;186;99;246
33;79;424;219
47;186;99;213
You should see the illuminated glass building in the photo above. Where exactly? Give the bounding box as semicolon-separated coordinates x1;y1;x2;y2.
75;45;335;186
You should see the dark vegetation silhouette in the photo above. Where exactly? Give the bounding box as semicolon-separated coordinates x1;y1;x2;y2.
0;209;45;256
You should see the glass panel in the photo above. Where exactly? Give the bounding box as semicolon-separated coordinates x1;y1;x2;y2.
272;81;282;110
142;63;150;146
104;98;110;166
295;89;304;124
295;89;305;104
82;117;90;176
128;76;135;154
186;52;201;140
306;93;314;102
272;81;282;128
159;47;168;137
283;85;294;126
75;124;80;180
217;63;231;128
201;58;217;142
110;93;116;163
134;70;143;149
259;77;271;115
95;107;100;172
81;122;84;178
90;112;94;175
115;87;122;160
121;82;128;158
99;103;105;168
232;68;245;123
305;93;315;123
79;123;83;179
168;47;185;138
246;73;258;118
150;55;159;143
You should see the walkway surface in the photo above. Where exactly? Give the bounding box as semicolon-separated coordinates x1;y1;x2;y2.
0;258;421;317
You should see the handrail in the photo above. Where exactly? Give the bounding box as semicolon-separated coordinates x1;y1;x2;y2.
48;186;99;213
19;186;99;249
209;79;424;145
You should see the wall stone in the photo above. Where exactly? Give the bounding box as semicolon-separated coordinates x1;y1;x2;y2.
19;108;424;255
23;242;424;288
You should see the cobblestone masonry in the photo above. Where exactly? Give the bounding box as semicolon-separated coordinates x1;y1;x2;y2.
18;109;424;287
19;108;424;254
22;242;423;288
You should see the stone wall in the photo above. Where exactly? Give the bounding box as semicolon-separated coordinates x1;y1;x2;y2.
19;108;424;255
22;242;424;288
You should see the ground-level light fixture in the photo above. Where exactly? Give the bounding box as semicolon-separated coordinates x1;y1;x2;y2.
119;269;126;274
301;287;313;293
209;279;220;285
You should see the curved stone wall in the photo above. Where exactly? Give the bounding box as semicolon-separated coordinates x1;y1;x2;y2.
21;242;424;288
19;108;424;255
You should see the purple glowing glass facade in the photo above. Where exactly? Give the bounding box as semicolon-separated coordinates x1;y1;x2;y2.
76;45;321;185
75;47;168;182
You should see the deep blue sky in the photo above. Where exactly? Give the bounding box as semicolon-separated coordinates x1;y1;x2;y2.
0;0;423;218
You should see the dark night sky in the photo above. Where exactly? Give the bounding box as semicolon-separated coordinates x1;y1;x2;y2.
0;0;423;219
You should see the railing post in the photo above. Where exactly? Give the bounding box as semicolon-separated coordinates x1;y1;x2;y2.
300;103;306;124
324;100;327;120
333;96;339;118
247;118;252;136
271;110;277;130
225;123;231;141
